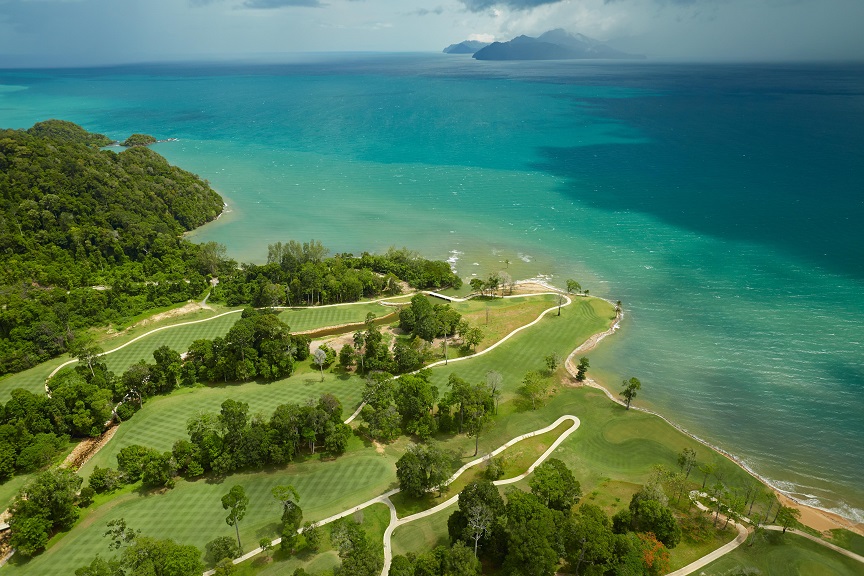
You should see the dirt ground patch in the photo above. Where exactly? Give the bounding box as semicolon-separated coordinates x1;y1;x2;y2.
61;426;120;470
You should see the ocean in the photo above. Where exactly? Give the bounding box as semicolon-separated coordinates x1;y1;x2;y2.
1;55;862;522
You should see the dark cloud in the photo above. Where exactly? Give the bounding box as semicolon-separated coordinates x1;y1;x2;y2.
243;0;323;7
459;0;563;12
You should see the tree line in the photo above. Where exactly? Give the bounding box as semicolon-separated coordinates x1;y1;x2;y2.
211;241;461;308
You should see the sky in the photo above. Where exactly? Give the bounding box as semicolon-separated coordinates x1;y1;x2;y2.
0;0;863;66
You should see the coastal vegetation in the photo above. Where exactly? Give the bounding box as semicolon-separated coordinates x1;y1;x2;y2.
121;133;157;147
0;121;223;375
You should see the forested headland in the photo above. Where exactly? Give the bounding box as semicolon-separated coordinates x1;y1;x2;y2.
0;121;461;376
0;120;224;374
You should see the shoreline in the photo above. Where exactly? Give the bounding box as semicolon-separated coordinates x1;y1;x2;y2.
525;278;864;536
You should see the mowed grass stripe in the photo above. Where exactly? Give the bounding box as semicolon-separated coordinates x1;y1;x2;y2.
79;374;365;479
279;301;396;333
427;298;615;395
103;313;242;374
10;445;395;576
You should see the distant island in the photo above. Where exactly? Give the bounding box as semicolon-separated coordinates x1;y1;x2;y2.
442;40;490;54
443;29;643;61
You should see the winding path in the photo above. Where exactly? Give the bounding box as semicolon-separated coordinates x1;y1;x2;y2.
203;414;582;576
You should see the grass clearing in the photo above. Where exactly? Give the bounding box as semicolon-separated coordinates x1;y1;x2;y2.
391;511;451;557
450;294;560;352
702;531;864;575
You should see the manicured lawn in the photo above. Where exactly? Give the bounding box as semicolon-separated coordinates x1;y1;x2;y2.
78;369;366;479
0;307;242;402
449;294;560;353
391;512;451;557
4;293;789;576
702;531;864;575
278;300;404;333
5;438;396;576
231;502;391;576
828;529;864;557
425;297;615;397
103;311;242;374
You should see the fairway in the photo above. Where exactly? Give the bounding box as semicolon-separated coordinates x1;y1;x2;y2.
702;531;864;575
6;438;396;576
78;372;366;479
103;312;242;374
279;300;405;333
0;306;240;402
425;297;615;395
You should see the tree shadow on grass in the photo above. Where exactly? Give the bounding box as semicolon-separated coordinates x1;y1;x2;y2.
255;521;280;539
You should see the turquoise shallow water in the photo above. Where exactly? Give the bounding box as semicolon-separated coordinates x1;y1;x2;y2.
1;56;862;522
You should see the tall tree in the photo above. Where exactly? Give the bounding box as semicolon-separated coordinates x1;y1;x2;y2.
575;357;589;382
221;485;249;550
677;447;697;481
775;505;802;534
620;377;641;410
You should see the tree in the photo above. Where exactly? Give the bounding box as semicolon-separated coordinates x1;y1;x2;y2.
120;536;204;576
464;326;484;353
273;484;303;552
330;518;383;576
9;467;83;556
302;521;322;551
636;532;670;576
698;462;715;490
466;504;493;557
74;555;123;576
486;370;502;414
775;505;802;533
518;370;548;410
575;357;589;382
677;447;697;480
339;344;356;369
207;536;241;564
620;377;641;409
259;537;273;558
503;490;561;576
543;353;561;375
446;541;481;576
566;279;581;294
565;504;615;576
395;443;453;497
221;485;249;550
313;348;327;382
529;458;582;512
105;518;140;550
198;241;228;277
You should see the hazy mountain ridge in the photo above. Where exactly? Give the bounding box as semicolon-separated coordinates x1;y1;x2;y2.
443;29;643;60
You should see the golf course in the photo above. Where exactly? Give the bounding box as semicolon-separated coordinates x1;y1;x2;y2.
1;288;861;576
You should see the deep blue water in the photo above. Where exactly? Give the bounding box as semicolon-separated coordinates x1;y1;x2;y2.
1;55;862;521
